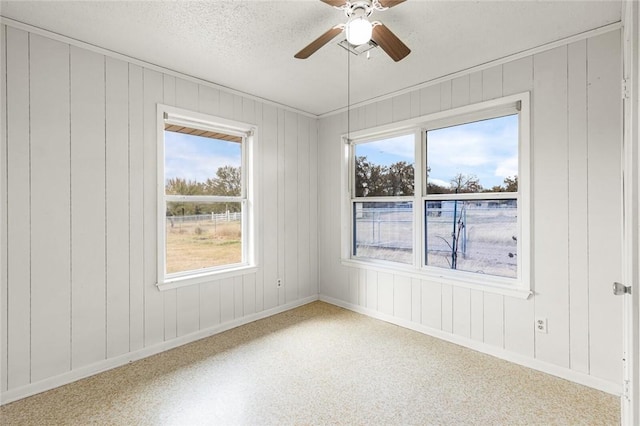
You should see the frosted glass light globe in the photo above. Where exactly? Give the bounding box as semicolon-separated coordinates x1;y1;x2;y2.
346;17;372;46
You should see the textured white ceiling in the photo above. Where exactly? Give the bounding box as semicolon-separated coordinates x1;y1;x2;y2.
0;0;622;116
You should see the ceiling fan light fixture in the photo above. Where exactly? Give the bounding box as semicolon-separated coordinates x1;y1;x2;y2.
346;16;372;46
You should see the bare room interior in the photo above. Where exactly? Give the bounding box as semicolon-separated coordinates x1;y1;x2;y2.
1;0;640;424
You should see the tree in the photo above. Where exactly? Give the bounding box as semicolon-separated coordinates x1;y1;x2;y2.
488;175;518;192
204;165;241;197
165;177;203;196
386;161;414;196
449;173;482;193
355;156;388;197
503;175;518;192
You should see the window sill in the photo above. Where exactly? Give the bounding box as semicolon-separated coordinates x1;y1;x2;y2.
341;259;531;300
157;265;258;291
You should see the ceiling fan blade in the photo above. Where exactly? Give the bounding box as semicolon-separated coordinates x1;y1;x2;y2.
377;0;407;8
371;23;410;62
320;0;348;6
295;26;343;59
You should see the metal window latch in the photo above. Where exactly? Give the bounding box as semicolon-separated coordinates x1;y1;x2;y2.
613;282;632;296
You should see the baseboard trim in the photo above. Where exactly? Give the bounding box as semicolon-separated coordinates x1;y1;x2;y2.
0;295;319;405
320;295;622;397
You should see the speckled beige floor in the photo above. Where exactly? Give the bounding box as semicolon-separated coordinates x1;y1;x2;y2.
0;301;620;425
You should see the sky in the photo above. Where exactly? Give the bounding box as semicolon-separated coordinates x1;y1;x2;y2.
165;131;241;183
355;114;518;189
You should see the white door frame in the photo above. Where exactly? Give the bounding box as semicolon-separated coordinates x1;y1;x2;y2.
622;2;639;425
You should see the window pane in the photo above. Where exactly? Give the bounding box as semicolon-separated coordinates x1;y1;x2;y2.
166;201;242;274
165;130;242;196
354;134;414;197
425;199;517;278
353;201;413;264
426;114;518;194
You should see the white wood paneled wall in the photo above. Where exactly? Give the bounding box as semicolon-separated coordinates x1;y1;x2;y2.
318;30;623;392
0;24;319;400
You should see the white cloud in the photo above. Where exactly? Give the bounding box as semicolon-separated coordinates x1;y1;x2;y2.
494;156;518;179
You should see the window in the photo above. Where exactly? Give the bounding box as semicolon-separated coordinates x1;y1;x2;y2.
425;114;519;279
157;105;255;289
351;133;416;265
344;93;530;294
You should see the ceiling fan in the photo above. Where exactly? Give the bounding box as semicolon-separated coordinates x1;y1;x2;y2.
295;0;411;62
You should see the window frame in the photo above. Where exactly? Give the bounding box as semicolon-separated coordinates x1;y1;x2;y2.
348;130;421;267
341;92;531;298
156;104;257;290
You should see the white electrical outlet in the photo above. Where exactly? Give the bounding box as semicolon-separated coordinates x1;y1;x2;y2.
277;278;282;288
536;317;548;333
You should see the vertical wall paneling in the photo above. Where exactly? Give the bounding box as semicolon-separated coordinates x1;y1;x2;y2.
243;274;256;316
532;46;570;368
470;290;484;342
219;91;234;120
348;268;359;305
253;101;265;311
233;275;244;319
392;93;411;122
452;287;471;338
366;269;378;310
364;103;377;129
409;91;421;118
353;106;366;131
128;64;145;352
173;245;201;330
142;68;164;347
29;34;72;381
469;71;483;104
316;28;624;393
358;270;367;307
586;31;623;383
220;277;235;323
483;293;504;348
198;85;220;116
309;118;319;297
199;279;221;330
174;78;200;338
393;275;412;321
440;81;452;110
297;116;311;298
105;57;131;359
441;284;453;333
504;298;534;357
5;26;31;389
2;25;319;399
233;94;243;122
316;115;329;297
161;75;177;341
502;55;534;356
377;272;394;316
419;84;440;116
0;24;7;393
70;46;107;368
482;65;503;100
411;278;421;323
503;56;533;96
376;98;392;126
451;75;470;108
567;40;590;374
261;105;278;310
421;280;441;330
284;111;298;303
277;109;286;305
